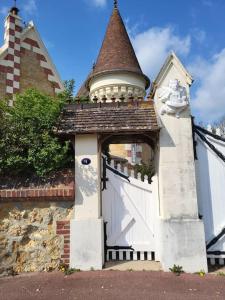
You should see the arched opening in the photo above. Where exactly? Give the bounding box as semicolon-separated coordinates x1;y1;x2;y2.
101;133;157;182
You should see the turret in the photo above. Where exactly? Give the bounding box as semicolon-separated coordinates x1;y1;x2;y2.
87;1;150;101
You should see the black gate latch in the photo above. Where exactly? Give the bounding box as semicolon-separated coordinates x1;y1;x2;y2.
101;156;108;191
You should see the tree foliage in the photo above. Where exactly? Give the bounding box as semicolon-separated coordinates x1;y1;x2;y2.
58;79;75;103
0;89;73;178
58;79;90;104
134;159;155;182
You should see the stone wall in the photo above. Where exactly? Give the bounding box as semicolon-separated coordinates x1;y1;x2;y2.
0;200;73;277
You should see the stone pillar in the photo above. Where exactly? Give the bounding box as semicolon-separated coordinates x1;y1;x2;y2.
70;134;104;270
154;70;208;273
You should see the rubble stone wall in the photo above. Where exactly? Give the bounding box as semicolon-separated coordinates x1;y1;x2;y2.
0;201;74;276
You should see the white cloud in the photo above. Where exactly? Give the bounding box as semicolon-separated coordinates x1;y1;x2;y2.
89;0;107;7
23;0;37;15
190;49;225;122
130;26;191;79
192;28;206;44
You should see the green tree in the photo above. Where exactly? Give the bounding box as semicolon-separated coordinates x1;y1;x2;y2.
0;89;73;177
134;159;155;182
58;79;75;103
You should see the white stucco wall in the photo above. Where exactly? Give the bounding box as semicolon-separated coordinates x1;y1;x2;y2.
89;72;146;100
71;133;104;270
155;63;197;218
154;55;208;273
74;134;101;219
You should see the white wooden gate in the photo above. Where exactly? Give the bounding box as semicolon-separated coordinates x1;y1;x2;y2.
195;126;225;265
102;159;157;261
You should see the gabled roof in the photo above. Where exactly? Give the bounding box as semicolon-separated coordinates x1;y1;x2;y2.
149;52;193;98
87;7;150;88
154;51;193;87
0;18;64;91
20;21;64;90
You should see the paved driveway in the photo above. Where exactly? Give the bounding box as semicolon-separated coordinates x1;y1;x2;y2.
0;271;225;300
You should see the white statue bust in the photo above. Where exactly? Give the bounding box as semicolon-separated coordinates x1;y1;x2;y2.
158;79;189;118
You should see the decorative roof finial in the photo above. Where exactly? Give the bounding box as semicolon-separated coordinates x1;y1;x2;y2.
10;0;20;15
114;0;118;9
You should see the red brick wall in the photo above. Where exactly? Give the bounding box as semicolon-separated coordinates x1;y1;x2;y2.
56;221;70;265
0;186;74;201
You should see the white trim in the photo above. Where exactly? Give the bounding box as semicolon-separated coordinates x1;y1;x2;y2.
0;44;7;56
20;22;64;90
14;68;20;76
32;46;43;54
6;22;15;31
13;81;19;89
7;61;14;67
14;43;20;51
6;86;13;93
8;48;14;55
14;56;20;64
6;73;13;80
8;35;15;43
154;52;193;88
55;88;62;93
21;42;31;50
0;60;9;67
15;19;22;27
208;254;225;258
40;60;51;69
48;74;57;82
15;31;21;38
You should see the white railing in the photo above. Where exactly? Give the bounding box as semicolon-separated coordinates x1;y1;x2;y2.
109;159;152;185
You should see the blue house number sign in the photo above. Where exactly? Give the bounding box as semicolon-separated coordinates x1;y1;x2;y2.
81;158;91;165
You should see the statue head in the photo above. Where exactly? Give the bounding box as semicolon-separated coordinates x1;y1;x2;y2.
169;79;179;91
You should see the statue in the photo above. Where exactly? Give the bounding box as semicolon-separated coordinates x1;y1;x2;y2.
158;79;189;118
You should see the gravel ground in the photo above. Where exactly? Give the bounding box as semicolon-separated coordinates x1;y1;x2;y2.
0;270;225;300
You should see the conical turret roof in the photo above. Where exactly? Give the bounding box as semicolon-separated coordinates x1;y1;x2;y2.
88;6;150;88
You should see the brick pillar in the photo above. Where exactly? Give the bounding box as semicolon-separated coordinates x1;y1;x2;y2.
56;221;70;265
4;12;22;99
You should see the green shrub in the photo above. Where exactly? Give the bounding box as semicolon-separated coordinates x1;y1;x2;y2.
0;89;73;178
169;264;184;276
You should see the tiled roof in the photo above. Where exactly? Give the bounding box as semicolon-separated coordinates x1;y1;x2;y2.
76;73;91;98
87;7;150;88
56;100;159;135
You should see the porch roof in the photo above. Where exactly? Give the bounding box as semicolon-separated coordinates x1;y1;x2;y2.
56;100;159;135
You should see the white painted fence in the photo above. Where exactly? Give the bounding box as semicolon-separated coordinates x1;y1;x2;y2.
195;125;225;265
102;159;157;261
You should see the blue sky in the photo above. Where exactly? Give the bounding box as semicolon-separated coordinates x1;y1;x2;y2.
1;0;225;123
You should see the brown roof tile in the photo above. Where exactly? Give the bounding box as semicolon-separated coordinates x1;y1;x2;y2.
56;101;159;135
88;7;150;88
